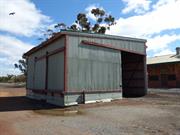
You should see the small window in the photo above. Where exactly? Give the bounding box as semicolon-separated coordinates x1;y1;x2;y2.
168;74;176;80
149;75;159;81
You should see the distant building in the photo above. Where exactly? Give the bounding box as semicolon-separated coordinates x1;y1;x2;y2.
147;47;180;88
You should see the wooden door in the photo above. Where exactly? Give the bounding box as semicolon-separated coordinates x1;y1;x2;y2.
161;74;168;88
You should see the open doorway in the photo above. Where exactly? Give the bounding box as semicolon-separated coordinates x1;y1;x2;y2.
121;51;147;97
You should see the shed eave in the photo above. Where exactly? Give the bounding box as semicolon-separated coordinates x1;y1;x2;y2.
23;33;65;57
23;31;147;58
147;61;180;65
60;31;147;43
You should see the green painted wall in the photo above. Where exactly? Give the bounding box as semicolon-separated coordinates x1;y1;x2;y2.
67;36;122;92
27;37;65;90
48;52;64;90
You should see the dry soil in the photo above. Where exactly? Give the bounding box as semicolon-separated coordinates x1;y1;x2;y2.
0;85;180;135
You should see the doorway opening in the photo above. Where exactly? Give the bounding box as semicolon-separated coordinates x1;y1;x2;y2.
121;51;146;97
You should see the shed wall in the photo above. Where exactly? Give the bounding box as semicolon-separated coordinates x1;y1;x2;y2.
26;32;146;106
64;32;145;54
34;59;46;89
148;63;180;88
27;37;65;90
27;56;34;89
48;52;64;90
67;35;127;92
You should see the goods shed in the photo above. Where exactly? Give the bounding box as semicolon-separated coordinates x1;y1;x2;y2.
24;31;147;106
147;47;180;88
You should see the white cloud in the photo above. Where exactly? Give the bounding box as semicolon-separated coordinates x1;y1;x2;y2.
108;0;180;37
153;0;172;9
147;34;180;52
153;48;174;56
0;35;33;59
85;5;97;21
122;0;151;14
85;4;105;21
0;66;19;76
0;0;52;37
0;0;53;75
0;35;34;75
107;0;180;56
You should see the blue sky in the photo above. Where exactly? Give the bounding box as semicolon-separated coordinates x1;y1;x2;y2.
0;0;180;76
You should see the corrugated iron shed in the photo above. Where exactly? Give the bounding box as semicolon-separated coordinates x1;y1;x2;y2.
24;31;147;106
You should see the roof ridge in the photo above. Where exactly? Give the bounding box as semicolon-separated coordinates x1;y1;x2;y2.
151;54;174;58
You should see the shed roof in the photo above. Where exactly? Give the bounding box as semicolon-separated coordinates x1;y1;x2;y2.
62;31;147;42
147;54;180;65
23;30;146;57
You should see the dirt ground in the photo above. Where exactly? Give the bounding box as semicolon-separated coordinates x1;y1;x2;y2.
0;85;180;135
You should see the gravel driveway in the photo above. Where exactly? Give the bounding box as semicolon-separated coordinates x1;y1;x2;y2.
0;87;180;135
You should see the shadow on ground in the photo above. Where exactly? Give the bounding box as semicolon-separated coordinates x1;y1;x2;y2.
0;96;59;112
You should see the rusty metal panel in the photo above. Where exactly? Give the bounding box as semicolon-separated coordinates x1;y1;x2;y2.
48;51;64;90
67;35;122;92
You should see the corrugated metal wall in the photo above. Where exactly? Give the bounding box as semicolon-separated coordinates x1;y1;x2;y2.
65;32;145;54
34;59;46;89
27;37;65;90
27;33;145;94
27;56;34;89
48;52;64;90
67;36;123;92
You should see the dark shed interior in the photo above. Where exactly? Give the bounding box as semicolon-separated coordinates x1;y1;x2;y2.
121;52;146;97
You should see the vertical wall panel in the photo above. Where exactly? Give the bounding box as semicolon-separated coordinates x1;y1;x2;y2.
34;59;46;89
27;57;34;89
27;37;65;90
48;52;64;90
67;36;122;92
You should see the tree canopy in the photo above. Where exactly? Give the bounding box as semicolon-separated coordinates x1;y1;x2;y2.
39;8;116;41
16;8;116;75
59;8;116;34
14;58;27;76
